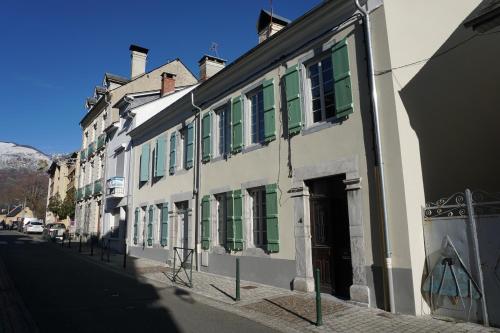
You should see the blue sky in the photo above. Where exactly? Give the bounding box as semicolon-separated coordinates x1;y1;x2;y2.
0;0;320;155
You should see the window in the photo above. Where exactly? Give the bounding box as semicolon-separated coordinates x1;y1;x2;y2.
249;187;267;248
308;56;334;123
215;193;226;247
248;88;265;144
215;104;231;157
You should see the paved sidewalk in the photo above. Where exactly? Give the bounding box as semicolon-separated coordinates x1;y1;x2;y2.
58;240;499;333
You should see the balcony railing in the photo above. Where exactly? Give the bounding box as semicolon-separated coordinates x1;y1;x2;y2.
106;176;125;198
84;184;93;198
87;141;96;157
76;188;84;201
80;149;87;162
93;178;103;195
97;133;106;151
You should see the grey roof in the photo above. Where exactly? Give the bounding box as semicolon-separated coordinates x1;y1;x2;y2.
257;9;291;32
464;0;500;32
6;206;22;217
104;73;130;85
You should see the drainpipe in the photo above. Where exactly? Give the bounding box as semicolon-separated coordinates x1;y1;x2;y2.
191;92;202;272
354;0;395;313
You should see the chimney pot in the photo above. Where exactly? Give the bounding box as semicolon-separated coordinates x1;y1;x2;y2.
161;72;176;97
129;44;149;79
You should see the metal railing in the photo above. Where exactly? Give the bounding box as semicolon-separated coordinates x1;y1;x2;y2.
172;247;194;287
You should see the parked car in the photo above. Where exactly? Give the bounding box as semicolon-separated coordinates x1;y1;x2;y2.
48;223;67;240
10;221;20;230
24;221;44;234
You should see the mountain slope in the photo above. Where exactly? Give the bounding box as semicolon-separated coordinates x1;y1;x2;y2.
0;141;51;170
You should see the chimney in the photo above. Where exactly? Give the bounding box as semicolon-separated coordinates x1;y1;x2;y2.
198;55;226;81
160;72;176;97
129;44;149;79
257;10;290;44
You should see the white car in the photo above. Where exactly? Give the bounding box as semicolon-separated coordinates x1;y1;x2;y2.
24;221;44;234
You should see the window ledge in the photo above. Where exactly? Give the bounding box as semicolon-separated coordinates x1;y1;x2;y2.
301;116;347;136
242;143;264;154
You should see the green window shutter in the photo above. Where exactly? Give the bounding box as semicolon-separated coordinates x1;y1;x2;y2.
133;208;139;245
262;79;276;142
202;113;211;162
169;132;176;175
225;191;235;251
147;206;153;246
284;65;302;136
231;97;243;153
155;136;166;177
332;39;353;118
186;122;194;169
265;184;279;253
233;190;243;251
201;195;211;250
160;203;169;246
139;143;150;182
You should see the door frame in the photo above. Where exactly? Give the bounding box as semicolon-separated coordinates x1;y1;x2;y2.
291;156;370;305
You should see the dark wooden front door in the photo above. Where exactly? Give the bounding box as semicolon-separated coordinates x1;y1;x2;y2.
309;176;352;298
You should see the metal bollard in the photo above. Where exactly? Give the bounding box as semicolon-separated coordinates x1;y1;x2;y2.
122;242;127;269
236;258;240;301
90;237;94;256
315;268;323;327
79;235;82;253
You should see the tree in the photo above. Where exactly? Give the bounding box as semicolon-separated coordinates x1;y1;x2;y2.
47;193;62;218
60;190;75;220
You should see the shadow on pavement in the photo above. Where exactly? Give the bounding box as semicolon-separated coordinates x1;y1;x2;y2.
0;231;181;333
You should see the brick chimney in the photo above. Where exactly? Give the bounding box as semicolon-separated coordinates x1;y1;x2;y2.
257;10;290;44
160;72;176;97
129;44;149;79
198;55;226;81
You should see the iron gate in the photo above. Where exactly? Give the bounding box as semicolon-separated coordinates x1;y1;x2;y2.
422;189;500;327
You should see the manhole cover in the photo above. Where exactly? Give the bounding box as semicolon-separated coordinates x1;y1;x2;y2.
241;285;258;290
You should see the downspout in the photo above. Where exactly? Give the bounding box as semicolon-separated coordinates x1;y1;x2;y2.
191;92;202;272
354;0;395;313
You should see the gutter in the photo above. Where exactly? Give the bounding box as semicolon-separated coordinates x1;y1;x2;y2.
191;92;202;272
354;0;395;313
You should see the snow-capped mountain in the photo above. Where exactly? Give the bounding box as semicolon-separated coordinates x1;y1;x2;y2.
0;141;51;170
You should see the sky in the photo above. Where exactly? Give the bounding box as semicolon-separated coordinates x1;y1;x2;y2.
0;0;321;155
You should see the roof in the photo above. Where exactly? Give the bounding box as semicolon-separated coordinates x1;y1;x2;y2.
104;73;130;85
7;206;22;217
464;0;500;32
257;9;291;32
113;90;161;109
128;85;198;136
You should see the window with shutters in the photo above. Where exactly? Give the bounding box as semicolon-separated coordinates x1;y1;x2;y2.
247;88;265;144
215;104;231;157
215;193;227;247
249;187;267;248
307;56;335;123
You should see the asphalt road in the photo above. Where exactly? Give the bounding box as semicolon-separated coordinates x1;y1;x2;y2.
0;230;278;333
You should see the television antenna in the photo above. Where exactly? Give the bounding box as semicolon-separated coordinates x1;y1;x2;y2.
210;42;219;58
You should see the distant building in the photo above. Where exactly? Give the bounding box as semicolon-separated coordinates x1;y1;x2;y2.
74;45;198;239
46;153;78;226
5;206;33;226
